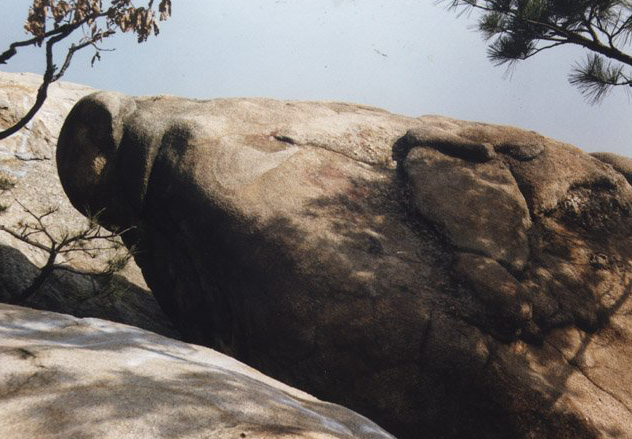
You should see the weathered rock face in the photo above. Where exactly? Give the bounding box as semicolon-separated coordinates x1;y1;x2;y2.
57;91;632;438
592;151;632;185
0;303;393;439
0;71;177;337
0;71;90;163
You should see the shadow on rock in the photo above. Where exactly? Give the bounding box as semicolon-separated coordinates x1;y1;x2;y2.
0;304;394;439
0;244;179;338
54;93;632;438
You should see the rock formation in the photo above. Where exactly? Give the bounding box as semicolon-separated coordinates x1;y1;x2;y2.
57;91;632;438
0;71;176;337
592;151;632;186
0;303;393;439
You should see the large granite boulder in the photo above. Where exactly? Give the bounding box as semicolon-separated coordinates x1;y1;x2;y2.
57;91;632;438
0;71;176;337
0;303;393;439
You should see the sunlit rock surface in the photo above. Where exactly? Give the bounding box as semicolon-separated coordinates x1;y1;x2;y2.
0;303;394;439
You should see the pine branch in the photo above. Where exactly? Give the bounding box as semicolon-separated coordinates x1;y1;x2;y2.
569;53;631;103
444;0;632;103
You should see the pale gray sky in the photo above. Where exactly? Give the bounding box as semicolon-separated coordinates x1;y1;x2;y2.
2;0;631;155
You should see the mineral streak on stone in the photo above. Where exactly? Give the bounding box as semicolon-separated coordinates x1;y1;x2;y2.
57;91;632;438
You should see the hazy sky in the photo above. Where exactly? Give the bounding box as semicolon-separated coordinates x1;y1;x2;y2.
2;0;631;155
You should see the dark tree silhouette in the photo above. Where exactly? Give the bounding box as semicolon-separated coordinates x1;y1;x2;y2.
445;0;632;102
0;0;172;140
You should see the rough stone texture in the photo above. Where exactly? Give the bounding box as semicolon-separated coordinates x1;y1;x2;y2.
0;72;90;163
0;303;393;439
592;151;632;186
57;91;632;438
0;71;177;337
403;137;531;271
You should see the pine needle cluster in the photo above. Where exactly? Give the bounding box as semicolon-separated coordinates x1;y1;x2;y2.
445;0;632;103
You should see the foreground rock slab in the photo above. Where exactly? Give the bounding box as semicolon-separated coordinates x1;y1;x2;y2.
0;303;393;439
57;92;632;438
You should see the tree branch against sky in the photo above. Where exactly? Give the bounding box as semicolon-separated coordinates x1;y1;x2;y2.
0;0;172;140
445;0;632;103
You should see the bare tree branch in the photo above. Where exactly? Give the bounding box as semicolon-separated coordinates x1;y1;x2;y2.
0;197;134;305
0;1;172;140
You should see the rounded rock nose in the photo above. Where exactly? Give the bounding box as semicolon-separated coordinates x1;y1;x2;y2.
57;91;136;227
